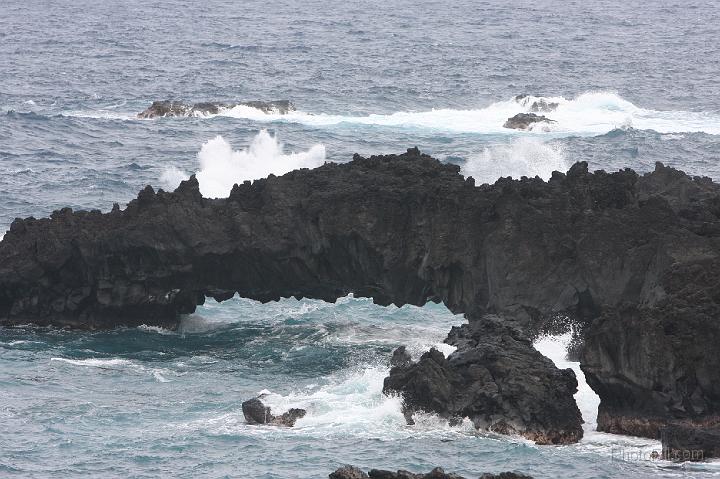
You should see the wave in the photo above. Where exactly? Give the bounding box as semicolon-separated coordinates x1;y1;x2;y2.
160;130;326;198
50;357;133;368
50;357;173;382
48;92;720;136
215;92;720;136
461;138;568;184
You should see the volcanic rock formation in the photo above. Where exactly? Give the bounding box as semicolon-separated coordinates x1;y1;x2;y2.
329;466;533;479
2;149;720;448
503;112;556;130
384;315;584;444
242;397;306;427
137;99;295;118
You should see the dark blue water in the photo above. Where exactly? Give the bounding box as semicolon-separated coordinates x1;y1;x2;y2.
2;0;720;477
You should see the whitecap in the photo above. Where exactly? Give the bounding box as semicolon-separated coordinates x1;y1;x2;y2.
217;91;720;136
50;357;133;368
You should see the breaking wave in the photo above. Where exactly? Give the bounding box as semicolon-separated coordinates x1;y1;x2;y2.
161;130;326;198
461;138;568;184
216;92;720;136
56;92;720;137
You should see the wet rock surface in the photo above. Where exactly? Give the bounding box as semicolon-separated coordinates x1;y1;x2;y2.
3;150;720;443
502;112;555;130
661;423;720;460
329;466;533;479
241;397;306;427
137;99;294;118
384;315;584;444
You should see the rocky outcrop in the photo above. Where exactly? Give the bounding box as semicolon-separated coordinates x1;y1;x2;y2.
329;466;533;479
384;315;583;444
503;113;555;130
2;149;720;443
241;397;306;427
661;424;720;460
581;262;720;438
137;99;295;118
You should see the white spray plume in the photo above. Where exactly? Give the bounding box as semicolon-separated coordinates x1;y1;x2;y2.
161;130;326;198
461;138;568;185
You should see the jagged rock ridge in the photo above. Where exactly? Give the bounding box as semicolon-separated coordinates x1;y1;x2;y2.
2;149;720;447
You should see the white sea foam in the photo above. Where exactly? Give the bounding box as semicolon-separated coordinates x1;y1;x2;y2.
217;91;720;136
50;357;174;383
50;357;134;368
160;130;326;197
64;92;720;136
192;365;476;440
534;333;601;433
137;324;176;335
461;138;568;184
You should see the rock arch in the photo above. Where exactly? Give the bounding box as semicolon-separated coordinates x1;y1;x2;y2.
1;149;719;447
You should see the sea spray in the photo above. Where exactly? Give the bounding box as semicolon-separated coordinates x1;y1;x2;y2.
216;92;720;136
533;333;600;432
461;138;568;184
161;130;326;197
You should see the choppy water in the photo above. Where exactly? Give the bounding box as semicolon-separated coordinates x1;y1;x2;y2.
2;0;720;477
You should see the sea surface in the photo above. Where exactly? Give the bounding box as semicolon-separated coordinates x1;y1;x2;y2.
2;0;720;477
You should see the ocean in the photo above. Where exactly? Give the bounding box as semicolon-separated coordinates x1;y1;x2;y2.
1;0;720;477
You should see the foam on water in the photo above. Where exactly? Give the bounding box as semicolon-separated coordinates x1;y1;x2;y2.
214;92;720;136
161;130;326;197
50;357;176;383
50;357;134;368
461;138;568;184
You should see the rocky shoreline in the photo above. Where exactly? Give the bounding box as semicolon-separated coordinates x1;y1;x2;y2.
2;149;720;455
329;465;532;479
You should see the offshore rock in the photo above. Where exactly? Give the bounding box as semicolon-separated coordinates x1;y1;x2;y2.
3;150;720;442
329;466;533;479
241;397;306;427
383;315;583;444
503;112;556;130
137;99;295;118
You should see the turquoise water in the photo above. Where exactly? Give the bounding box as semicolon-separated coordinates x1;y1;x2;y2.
3;0;720;476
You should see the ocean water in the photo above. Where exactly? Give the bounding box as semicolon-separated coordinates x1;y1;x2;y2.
2;0;720;477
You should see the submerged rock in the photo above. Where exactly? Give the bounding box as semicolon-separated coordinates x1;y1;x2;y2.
241;397;306;427
383;315;583;444
503;112;556;130
329;466;533;479
137;99;295;118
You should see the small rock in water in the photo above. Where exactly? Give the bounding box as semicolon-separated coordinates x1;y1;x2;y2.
241;397;306;427
503;112;556;130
